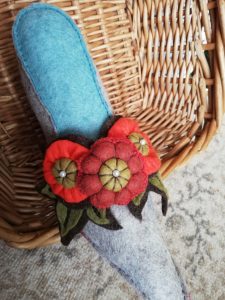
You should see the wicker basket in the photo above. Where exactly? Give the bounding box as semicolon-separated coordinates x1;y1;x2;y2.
0;0;224;248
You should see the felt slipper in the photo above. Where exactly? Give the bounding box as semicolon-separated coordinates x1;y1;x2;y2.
13;4;188;299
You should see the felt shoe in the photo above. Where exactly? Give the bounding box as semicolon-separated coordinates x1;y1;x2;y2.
13;4;188;299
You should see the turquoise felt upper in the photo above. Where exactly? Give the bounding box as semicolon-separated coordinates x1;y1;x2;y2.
13;3;112;140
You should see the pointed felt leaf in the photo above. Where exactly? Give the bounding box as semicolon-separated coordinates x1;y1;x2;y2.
86;206;122;230
56;201;88;246
63;209;83;236
86;206;110;225
149;173;168;216
56;201;68;225
127;191;148;220
132;192;145;206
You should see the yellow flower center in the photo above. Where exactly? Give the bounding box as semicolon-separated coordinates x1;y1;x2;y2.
128;132;149;156
52;158;77;189
99;158;131;192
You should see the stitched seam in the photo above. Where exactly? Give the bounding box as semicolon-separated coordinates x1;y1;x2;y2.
13;4;111;121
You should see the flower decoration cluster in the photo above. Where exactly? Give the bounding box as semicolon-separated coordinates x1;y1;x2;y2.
43;118;161;209
42;117;167;245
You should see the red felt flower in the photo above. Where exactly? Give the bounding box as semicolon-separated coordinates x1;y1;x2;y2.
78;137;148;209
108;118;161;175
43;140;89;203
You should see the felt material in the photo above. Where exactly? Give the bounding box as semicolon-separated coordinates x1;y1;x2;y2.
13;3;112;141
78;137;148;208
86;206;122;231
128;188;149;220
149;173;168;216
56;201;88;246
55;199;122;246
43;140;88;203
129;132;150;156
57;202;84;235
19;65;57;142
13;4;187;299
108;118;161;174
84;195;186;299
52;158;77;188
128;173;168;219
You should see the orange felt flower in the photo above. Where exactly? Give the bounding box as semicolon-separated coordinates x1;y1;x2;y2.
43;140;89;203
108;118;161;175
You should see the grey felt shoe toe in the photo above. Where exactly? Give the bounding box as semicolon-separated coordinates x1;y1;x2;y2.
84;195;188;300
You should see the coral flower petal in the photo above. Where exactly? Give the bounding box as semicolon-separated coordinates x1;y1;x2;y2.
92;141;115;161
115;141;135;161
90;189;116;209
126;172;148;196
115;188;132;205
97;188;115;203
108;118;139;138
52;182;63;195
144;153;161;174
45;140;89;162
127;155;144;174
79;175;102;196
43;169;56;185
61;188;87;203
44;173;87;203
81;155;102;174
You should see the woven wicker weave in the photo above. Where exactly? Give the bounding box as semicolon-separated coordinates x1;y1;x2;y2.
0;0;224;248
128;0;225;177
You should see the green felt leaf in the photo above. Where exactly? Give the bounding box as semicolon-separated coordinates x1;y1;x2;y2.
56;201;83;237
128;191;148;220
64;209;83;236
40;184;57;199
56;201;68;225
149;173;168;216
149;173;168;197
132;192;145;206
99;208;106;218
86;206;122;230
86;207;110;225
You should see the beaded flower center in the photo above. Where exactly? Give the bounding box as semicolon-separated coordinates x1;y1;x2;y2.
128;132;149;156
52;158;77;189
99;158;131;192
